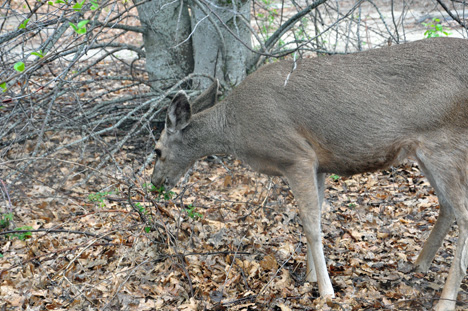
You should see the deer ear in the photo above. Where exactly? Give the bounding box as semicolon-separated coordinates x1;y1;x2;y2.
166;91;192;134
191;80;219;114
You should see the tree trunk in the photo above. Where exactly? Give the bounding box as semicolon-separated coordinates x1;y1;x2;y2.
191;0;252;88
135;0;194;90
135;0;251;91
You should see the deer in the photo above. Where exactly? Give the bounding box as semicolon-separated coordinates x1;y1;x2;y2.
151;37;468;311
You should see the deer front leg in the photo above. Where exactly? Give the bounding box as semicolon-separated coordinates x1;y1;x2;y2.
306;173;326;283
435;220;468;311
286;166;334;297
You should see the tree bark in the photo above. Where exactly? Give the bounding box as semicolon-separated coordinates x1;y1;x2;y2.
135;0;251;91
135;0;194;90
191;0;252;88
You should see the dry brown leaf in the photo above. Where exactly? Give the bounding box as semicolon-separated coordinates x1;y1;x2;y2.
260;254;278;271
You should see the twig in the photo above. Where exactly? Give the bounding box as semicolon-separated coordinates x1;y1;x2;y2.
153;250;252;262
436;0;468;29
0;242;129;274
0;229;113;242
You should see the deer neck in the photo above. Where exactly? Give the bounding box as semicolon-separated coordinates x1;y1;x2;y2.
187;102;234;158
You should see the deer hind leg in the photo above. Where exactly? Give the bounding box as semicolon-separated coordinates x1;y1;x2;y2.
306;173;326;283
414;147;468;311
285;166;334;297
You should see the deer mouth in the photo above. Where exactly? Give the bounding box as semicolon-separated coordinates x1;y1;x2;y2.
151;174;175;191
150;174;165;188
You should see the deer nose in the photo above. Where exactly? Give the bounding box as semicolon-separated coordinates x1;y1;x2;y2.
151;172;163;188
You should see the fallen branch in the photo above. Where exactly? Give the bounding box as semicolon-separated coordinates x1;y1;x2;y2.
0;228;113;242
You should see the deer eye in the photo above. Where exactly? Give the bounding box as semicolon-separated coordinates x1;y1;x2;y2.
155;149;162;158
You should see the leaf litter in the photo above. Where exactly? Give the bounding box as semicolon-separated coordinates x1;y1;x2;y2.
1;156;468;310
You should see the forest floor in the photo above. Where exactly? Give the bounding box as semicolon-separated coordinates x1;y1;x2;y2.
2;1;468;310
1;155;468;310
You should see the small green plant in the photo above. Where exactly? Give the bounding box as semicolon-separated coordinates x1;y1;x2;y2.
330;174;340;182
348;203;356;208
0;82;6;92
0;213;12;257
88;190;114;207
133;202;152;233
143;182;157;192
152;185;174;201
0;213;13;229
257;0;278;41
134;202;148;215
69;20;89;35
7;226;33;240
423;18;451;38
185;204;203;220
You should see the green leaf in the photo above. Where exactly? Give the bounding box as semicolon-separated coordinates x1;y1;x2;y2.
330;174;340;181
0;82;6;92
77;20;89;29
14;62;25;72
55;0;65;3
73;0;86;11
144;227;151;233
69;20;89;34
68;22;77;30
48;1;54;5
18;18;30;29
72;3;82;11
90;0;99;10
16;226;33;240
31;50;44;58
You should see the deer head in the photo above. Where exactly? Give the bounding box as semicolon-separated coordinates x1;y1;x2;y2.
151;81;219;191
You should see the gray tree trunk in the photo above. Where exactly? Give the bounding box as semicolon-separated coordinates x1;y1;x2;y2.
135;0;251;91
191;0;252;88
135;0;194;90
